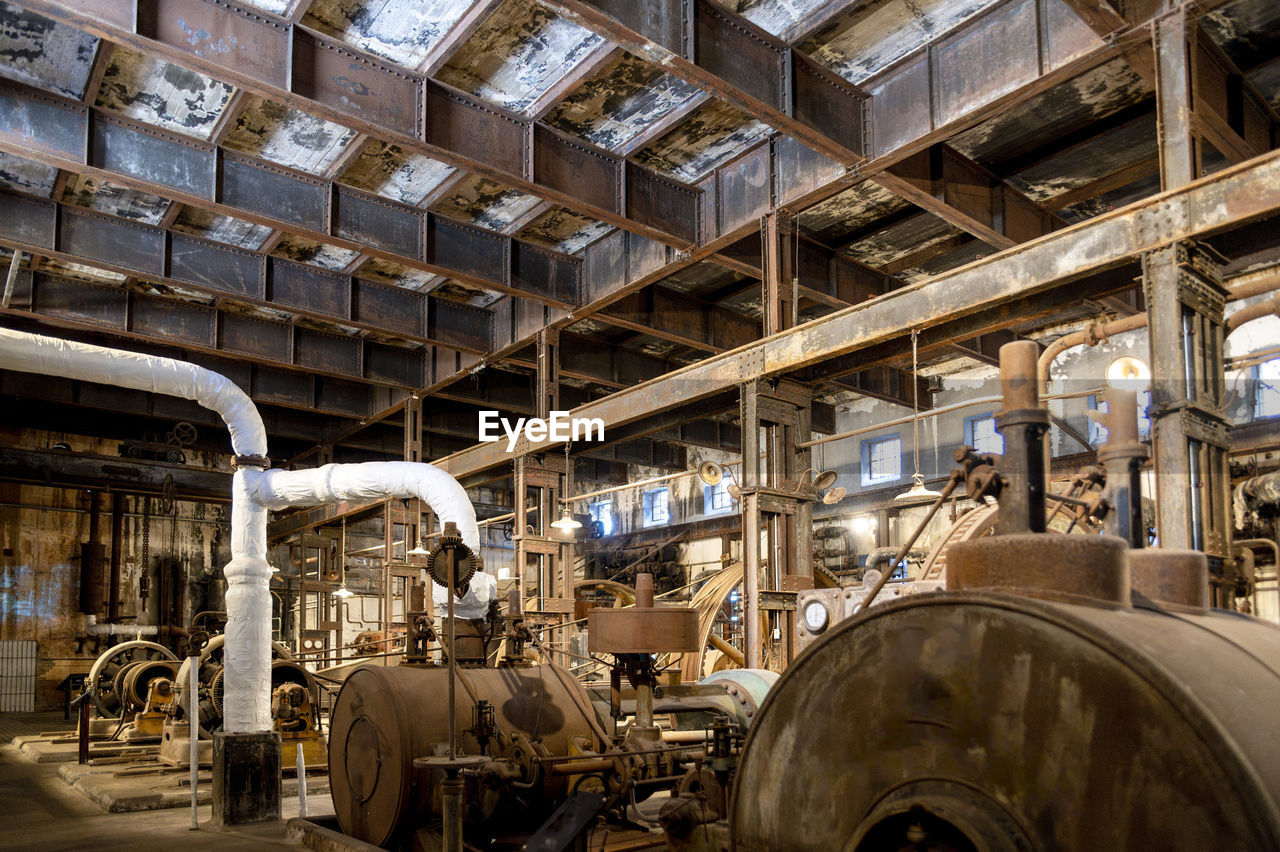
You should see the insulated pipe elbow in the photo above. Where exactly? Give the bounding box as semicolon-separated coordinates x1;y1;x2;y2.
0;328;266;458
251;462;480;549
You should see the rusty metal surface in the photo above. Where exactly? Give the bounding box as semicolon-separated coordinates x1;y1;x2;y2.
437;148;1280;479
946;533;1131;607
731;591;1280;851
587;607;700;655
328;663;607;847
19;0;700;246
0;82;582;305
1129;549;1210;611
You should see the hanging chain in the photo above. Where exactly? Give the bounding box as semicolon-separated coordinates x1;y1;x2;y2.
141;496;151;575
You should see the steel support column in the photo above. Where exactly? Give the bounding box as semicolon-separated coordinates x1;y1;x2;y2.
1155;7;1199;190
738;378;812;671
1144;243;1232;573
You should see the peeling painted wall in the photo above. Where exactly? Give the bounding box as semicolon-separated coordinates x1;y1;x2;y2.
62;175;171;225
518;207;612;254
304;0;474;70
437;0;604;114
172;207;274;250
358;257;444;291
0;2;97;99
0;150;57;197
95;46;234;140
803;0;1000;85
949;59;1152;165
338;139;456;205
801;182;910;244
432;279;503;307
430;173;542;230
711;0;831;37
633;101;771;183
225;95;359;174
272;235;362;270
544;53;703;151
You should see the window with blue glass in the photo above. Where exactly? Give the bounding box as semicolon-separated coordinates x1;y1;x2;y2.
704;475;735;515
860;435;902;486
1088;391;1152;444
1255;358;1280;419
963;413;1003;455
643;488;670;527
589;500;614;536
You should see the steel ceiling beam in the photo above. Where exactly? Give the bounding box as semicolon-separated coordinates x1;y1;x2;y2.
1;270;470;393
539;0;869;163
0;80;581;308
433;146;1280;478
0;190;494;354
13;0;702;246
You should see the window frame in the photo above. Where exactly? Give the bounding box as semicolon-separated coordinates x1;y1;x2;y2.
860;433;903;487
589;499;614;536
704;475;735;516
963;413;1004;455
642;487;670;527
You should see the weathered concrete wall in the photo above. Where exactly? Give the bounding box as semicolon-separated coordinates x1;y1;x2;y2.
0;427;231;710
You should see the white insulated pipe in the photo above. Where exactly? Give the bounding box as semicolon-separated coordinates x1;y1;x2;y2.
0;328;480;732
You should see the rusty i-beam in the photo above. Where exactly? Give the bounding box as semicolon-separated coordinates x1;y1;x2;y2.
434;148;1280;480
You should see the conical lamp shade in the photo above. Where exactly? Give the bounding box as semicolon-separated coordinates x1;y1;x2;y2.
894;473;943;504
334;583;354;598
550;510;581;530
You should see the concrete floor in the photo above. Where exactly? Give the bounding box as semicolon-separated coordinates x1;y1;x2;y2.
0;712;333;851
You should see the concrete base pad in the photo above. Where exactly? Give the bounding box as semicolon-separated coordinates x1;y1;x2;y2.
285;817;386;852
14;733;157;764
54;758;329;813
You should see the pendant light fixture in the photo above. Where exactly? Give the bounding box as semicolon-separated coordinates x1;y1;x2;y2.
551;442;582;531
895;328;943;505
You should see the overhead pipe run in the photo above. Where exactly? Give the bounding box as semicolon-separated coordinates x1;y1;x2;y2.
0;328;481;734
1038;265;1280;392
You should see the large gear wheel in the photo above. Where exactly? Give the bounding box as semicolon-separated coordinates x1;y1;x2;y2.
425;523;476;597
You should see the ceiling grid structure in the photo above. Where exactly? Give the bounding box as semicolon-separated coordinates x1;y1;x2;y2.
0;0;1273;468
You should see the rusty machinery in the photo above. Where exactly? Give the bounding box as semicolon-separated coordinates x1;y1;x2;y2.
329;551;780;850
158;632;325;767
723;342;1280;851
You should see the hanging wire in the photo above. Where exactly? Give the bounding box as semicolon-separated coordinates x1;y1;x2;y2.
911;328;923;480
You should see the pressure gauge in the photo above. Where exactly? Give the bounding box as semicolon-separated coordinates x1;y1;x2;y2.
802;599;829;634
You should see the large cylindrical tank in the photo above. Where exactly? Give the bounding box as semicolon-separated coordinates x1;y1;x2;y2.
330;664;610;848
730;575;1280;849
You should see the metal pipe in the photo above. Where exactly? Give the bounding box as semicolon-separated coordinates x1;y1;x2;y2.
559;468;712;505
296;743;307;819
1227;293;1280;332
799;388;1102;449
997;342;1050;535
441;775;463;852
1038;313;1150;393
188;652;199;830
1037;265;1280;392
707;632;745;667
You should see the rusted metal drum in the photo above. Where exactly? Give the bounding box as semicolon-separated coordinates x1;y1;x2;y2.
330;663;610;847
730;589;1280;850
